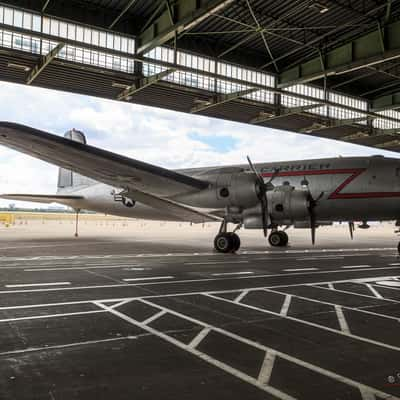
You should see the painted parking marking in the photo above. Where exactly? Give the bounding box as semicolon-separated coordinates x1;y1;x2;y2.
375;280;400;288
186;261;249;266
205;293;400;352
283;268;318;272
122;276;174;282
189;327;212;349
365;284;383;299
5;282;71;288
341;265;372;269
94;301;296;400
23;266;147;272
258;350;277;386
280;295;292;316
334;305;351;334
137;297;394;400
234;290;249;303
211;271;254;276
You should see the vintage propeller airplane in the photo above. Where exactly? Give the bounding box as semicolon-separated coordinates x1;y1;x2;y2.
1;121;399;253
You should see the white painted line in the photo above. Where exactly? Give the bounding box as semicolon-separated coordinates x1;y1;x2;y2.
189;327;211;349
258;350;277;385
327;283;335;290
283;268;318;272
262;288;400;322
359;388;376;400
1;265;400;295
365;284;383;299
388;263;400;266
0;310;106;324
341;265;371;269
334;305;351;334
0;335;138;357
23;266;146;272
280;295;292;316
211;271;254;276
375;280;400;288
234;290;249;303
139;297;395;400
94;301;296;400
123;276;174;282
186;261;249;266
4;282;71;288
109;299;135;309
142;310;167;325
297;257;343;261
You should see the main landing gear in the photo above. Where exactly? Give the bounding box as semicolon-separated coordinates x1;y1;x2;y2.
214;220;241;253
268;230;289;247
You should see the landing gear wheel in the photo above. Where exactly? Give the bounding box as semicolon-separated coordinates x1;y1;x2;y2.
278;231;289;246
214;233;241;253
228;232;241;252
268;231;288;247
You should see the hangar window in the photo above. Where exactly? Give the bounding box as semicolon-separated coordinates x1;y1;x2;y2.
373;110;400;130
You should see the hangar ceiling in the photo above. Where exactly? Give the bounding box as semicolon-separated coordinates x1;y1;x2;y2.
1;0;400;151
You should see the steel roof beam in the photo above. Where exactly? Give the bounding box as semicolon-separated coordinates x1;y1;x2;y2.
250;103;324;124
191;88;258;113
109;0;139;29
42;0;51;12
118;68;176;101
300;117;372;133
372;92;400;111
26;42;64;85
136;0;234;55
279;20;400;88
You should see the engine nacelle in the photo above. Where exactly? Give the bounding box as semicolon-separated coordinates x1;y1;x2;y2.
267;185;310;224
176;172;259;209
242;185;310;229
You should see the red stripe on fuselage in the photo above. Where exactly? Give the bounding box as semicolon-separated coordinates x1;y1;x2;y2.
261;168;400;199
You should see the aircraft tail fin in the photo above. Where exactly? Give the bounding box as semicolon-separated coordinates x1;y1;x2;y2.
57;129;93;191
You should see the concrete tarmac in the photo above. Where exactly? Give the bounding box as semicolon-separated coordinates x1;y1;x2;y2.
0;219;400;399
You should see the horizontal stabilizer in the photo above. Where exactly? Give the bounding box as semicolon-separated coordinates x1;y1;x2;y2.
0;194;83;204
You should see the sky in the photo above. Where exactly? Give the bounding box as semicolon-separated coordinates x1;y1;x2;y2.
0;80;399;208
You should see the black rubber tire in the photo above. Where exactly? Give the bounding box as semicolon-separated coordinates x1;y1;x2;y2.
268;231;283;247
227;233;241;252
214;233;233;253
278;231;289;246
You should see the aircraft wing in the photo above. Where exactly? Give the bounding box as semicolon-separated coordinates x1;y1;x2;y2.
0;122;209;197
0;122;220;223
0;194;83;203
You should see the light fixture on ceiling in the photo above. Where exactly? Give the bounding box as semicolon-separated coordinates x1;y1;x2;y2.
7;63;31;72
310;2;329;14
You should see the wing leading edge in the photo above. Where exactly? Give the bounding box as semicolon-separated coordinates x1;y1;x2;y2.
0;122;219;223
0;122;209;197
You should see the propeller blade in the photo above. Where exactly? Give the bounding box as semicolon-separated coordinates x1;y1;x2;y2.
310;211;316;245
349;221;354;240
307;192;323;246
247;155;268;238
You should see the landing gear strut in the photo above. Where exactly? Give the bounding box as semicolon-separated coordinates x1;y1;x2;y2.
268;230;289;247
214;220;241;253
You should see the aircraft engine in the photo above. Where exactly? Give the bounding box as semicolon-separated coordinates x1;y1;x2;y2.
241;185;310;229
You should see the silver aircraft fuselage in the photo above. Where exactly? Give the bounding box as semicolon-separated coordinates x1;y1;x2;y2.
59;155;400;224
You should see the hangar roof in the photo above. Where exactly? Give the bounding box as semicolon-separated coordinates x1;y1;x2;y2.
1;0;400;152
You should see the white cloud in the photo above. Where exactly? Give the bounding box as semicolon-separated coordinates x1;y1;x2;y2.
0;81;399;208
